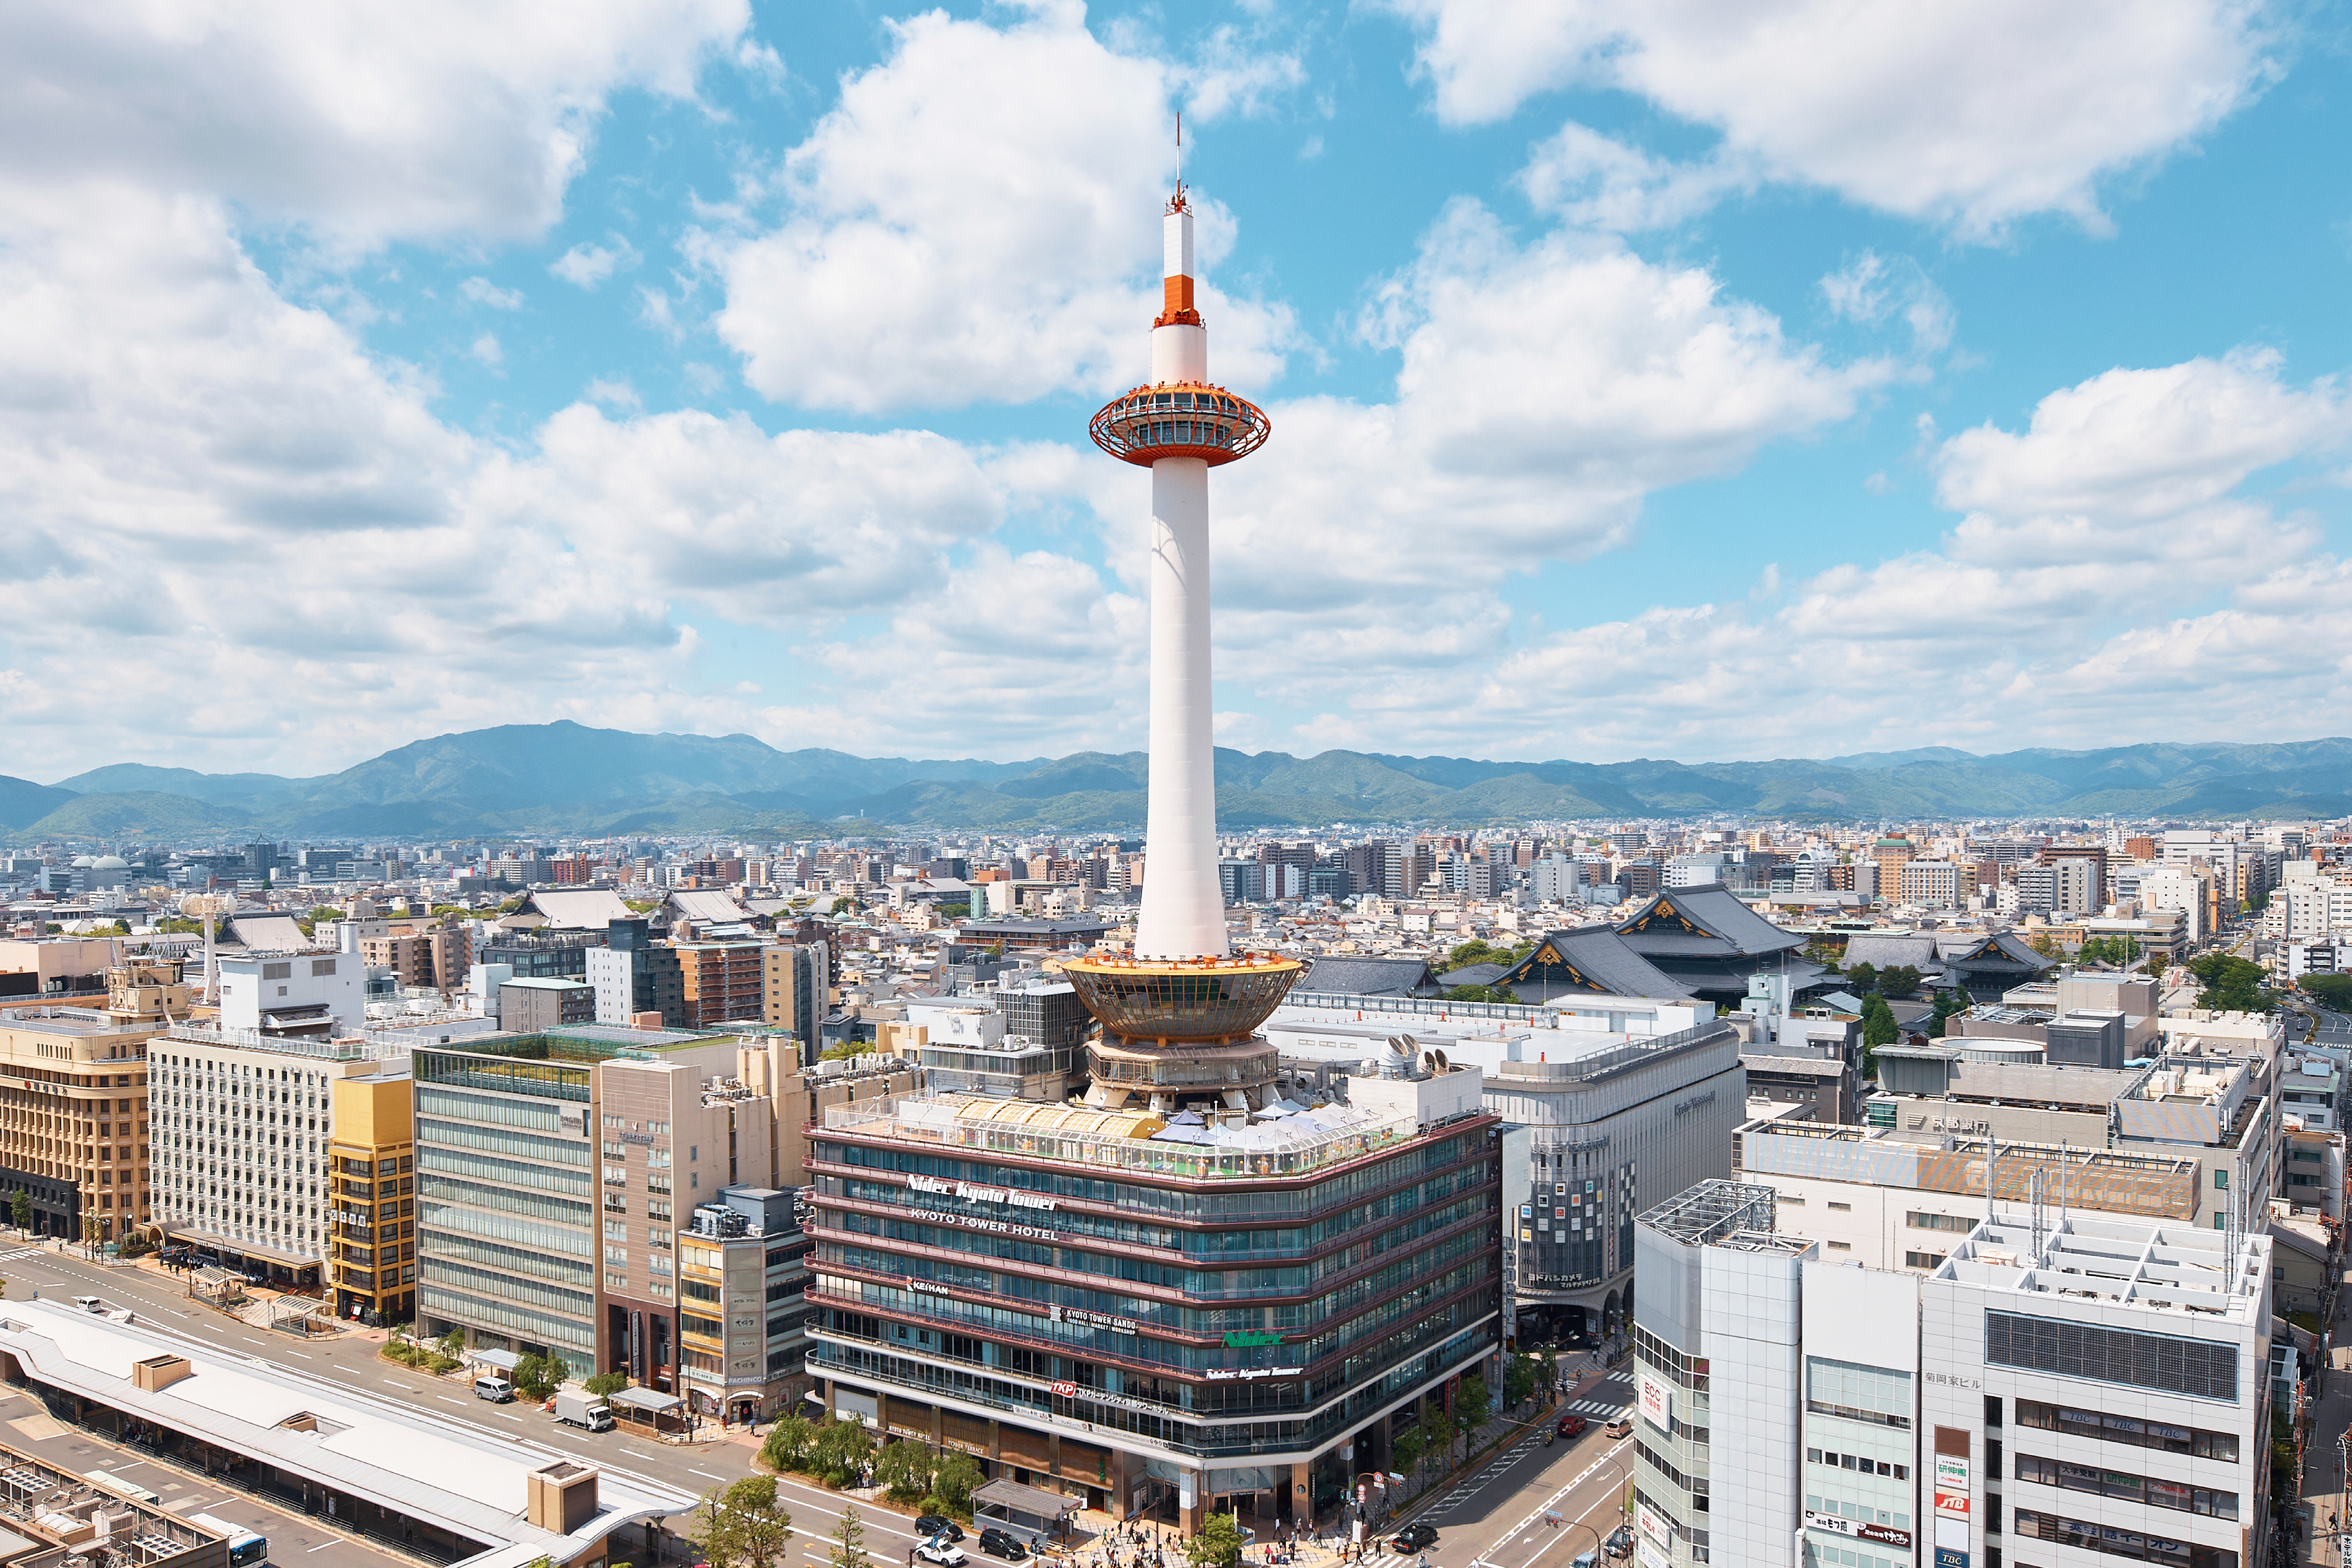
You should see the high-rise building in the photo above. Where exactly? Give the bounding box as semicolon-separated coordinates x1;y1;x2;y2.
802;175;1504;1539
326;1063;416;1325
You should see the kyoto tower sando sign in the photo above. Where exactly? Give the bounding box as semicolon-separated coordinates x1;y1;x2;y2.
1062;158;1301;1108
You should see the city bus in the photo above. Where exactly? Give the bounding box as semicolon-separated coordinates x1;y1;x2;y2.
190;1513;268;1566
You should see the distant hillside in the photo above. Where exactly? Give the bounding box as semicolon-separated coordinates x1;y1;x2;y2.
0;774;79;830
11;725;2352;840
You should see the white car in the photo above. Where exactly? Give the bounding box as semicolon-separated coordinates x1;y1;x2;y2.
918;1545;968;1567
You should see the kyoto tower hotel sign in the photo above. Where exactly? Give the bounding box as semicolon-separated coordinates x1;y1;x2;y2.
1066;178;1298;1079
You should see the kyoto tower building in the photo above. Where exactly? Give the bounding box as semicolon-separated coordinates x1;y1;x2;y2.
797;178;1501;1538
1063;184;1302;1100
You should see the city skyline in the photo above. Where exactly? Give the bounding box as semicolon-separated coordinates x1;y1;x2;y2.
4;1;2348;779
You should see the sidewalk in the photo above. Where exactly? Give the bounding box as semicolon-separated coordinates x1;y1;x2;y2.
2297;1300;2350;1568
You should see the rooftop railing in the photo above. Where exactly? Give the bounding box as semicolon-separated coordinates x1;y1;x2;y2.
822;1097;1424;1181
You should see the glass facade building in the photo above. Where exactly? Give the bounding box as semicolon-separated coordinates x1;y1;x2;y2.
804;1088;1502;1531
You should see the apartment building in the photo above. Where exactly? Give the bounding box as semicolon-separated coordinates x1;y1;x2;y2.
413;1024;785;1381
0;959;182;1241
327;1063;416;1325
675;942;765;1028
677;1184;813;1423
150;1025;398;1286
1629;1180;2269;1568
761;942;829;1044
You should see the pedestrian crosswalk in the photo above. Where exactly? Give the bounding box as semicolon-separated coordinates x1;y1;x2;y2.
0;1249;43;1263
1353;1553;1420;1568
1560;1398;1627;1418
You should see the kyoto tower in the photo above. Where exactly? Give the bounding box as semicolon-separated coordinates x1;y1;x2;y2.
1064;172;1301;1106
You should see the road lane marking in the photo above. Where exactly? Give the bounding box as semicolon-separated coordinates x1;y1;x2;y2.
307;1539;344;1551
691;1468;731;1481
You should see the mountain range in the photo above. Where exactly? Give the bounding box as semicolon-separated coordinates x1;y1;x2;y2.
4;723;2351;841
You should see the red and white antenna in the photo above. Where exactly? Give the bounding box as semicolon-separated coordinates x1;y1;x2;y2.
1170;109;1187;212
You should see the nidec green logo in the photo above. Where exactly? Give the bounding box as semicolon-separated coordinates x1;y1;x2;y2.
1223;1330;1284;1347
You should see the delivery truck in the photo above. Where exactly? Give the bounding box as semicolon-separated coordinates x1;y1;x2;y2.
554;1388;615;1432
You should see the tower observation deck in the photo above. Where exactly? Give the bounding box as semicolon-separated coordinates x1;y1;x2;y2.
1067;182;1298;1103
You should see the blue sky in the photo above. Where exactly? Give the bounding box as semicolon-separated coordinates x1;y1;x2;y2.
4;0;2350;779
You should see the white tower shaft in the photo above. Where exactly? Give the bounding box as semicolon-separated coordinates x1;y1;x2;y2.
1134;201;1229;961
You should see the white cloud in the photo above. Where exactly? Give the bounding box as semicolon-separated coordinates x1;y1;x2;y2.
1389;0;2278;234
460;276;525;309
700;5;1298;413
0;181;1100;776
1817;251;1954;352
0;0;753;246
1520;124;1747;232
549;235;640;288
469;332;504;368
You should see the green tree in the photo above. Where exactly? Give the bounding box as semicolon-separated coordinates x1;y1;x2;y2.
511;1352;562;1399
695;1478;795;1568
818;1041;862;1061
1504;1353;1539;1409
1184;1513;1245;1568
585;1371;629;1398
1391;1422;1426;1475
1861;994;1899;1075
927;1450;983;1515
2300;973;2352;1011
2077;935;2145;969
1457;1375;1493;1442
1924;988;1967;1040
760;1415;817;1474
813;1415;875;1487
874;1439;933;1503
1845;961;1878;996
1877;964;1922;998
1444;984;1521;1004
828;1507;871;1568
2188;953;2275;1013
9;1190;28;1231
1445;939;1501;970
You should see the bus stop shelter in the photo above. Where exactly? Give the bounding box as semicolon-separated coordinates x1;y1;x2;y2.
610;1386;688;1435
974;1480;1079;1551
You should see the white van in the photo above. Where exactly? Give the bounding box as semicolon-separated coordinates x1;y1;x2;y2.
474;1375;514;1403
72;1296;104;1314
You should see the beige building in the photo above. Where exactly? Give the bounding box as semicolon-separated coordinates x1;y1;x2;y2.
751;1053;919;1188
328;1066;416;1325
597;1046;780;1396
0;958;184;1241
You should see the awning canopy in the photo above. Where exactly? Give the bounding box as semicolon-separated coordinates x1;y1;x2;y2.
470;1349;521;1372
610;1386;684;1413
974;1479;1081;1521
159;1224;321;1269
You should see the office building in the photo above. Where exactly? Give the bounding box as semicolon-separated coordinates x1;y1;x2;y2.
1629;1180;2269;1568
414;1025;785;1382
805;1066;1501;1530
327;1062;417;1325
678;1185;814;1423
216;950;365;1041
674;941;766;1028
499;976;597;1033
589;918;686;1028
151;1024;399;1286
0;959;182;1240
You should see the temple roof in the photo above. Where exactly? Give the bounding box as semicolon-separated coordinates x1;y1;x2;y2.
1495;927;1696;1000
1297;955;1437;997
1615;884;1805;958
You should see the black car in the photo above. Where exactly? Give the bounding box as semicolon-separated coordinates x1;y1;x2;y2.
916;1519;966;1543
1393;1524;1440;1553
1605;1526;1634;1559
978;1529;1029;1561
